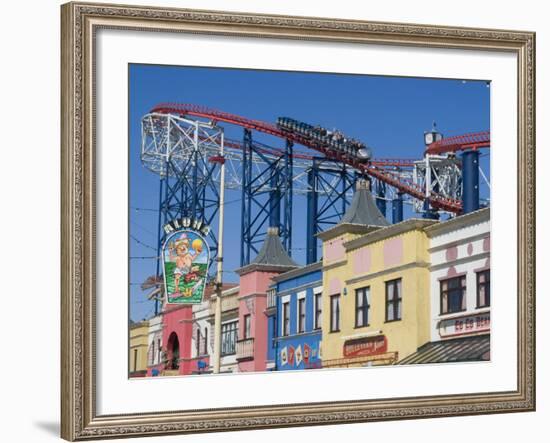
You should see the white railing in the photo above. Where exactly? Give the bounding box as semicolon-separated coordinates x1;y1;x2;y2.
236;338;254;361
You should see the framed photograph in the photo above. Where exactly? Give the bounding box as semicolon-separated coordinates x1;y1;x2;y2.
61;1;535;440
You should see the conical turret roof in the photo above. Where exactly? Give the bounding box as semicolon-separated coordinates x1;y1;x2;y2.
236;227;298;275
341;179;390;227
317;179;389;241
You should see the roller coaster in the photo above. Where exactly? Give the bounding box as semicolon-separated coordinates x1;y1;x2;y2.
140;103;490;269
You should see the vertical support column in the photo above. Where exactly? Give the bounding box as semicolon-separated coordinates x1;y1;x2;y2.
191;121;199;220
240;129;253;266
392;192;403;223
282;139;293;254
376;179;387;218
306;160;319;264
422;154;439;220
213;132;226;374
269;168;280;229
154;175;165;316
462;149;480;214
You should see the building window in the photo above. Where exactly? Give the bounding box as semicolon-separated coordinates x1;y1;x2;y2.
221;321;238;356
196;328;201;356
385;279;402;322
440;275;467;314
157;338;161;364
477;270;490;308
314;292;322;330
243;314;251;339
355;287;370;328
204;327;208;355
151;340;155;365
282;302;290;336
298;297;306;333
330;294;340;332
133;349;138;372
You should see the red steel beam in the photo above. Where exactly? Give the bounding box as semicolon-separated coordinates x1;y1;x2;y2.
150;103;463;213
425;131;490;155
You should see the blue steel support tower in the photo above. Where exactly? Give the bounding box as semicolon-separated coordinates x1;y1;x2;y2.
461;149;480;214
375;179;387;217
392;192;404;223
305;158;357;264
240;129;294;266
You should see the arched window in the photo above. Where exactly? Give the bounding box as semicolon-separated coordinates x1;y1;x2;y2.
167;332;180;370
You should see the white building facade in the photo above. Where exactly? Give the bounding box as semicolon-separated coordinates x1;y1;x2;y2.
190;285;240;374
427;208;490;345
146;314;164;375
399;208;490;365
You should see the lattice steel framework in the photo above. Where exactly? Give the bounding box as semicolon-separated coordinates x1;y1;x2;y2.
412;154;463;217
141;114;224;276
141;109;491;274
306;159;358;263
240;129;294;266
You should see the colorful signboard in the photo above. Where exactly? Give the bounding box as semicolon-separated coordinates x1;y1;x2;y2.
278;339;321;370
343;335;387;358
162;228;210;304
438;312;491;338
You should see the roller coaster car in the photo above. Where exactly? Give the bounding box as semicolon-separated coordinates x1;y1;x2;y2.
356;146;372;161
276;116;372;162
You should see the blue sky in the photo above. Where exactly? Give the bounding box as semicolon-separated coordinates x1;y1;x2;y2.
129;64;490;321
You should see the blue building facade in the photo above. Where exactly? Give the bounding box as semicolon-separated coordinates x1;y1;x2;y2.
267;262;323;371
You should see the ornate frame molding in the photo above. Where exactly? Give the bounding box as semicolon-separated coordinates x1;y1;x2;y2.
61;2;535;440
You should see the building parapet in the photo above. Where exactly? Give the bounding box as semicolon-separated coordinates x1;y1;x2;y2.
208;291;240;316
343;218;437;252
316;223;379;242
424;207;490;238
271;261;323;283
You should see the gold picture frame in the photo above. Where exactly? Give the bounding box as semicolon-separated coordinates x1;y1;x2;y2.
61;1;536;440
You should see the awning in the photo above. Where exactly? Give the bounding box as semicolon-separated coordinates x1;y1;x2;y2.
398;335;490;365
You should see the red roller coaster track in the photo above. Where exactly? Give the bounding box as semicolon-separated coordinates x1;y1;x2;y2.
150;103;490;213
425;131;490;155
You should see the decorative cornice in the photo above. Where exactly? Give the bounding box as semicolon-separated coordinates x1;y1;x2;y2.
344;219;436;251
317;223;379;241
424;207;490;238
429;252;490;272
271;261;323;283
235;263;298;276
345;261;430;286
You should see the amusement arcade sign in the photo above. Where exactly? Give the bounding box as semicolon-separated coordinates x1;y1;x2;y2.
162;217;211;305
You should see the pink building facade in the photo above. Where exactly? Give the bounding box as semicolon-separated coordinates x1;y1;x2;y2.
235;228;297;372
162;305;194;375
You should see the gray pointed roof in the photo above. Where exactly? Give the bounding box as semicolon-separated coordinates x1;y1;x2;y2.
236;227;298;275
317;179;389;241
341;179;390;227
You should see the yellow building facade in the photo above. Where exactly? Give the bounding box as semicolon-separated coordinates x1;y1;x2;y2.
129;320;150;377
319;219;436;367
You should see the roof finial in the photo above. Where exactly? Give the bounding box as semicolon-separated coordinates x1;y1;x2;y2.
356;178;370;191
267;226;279;236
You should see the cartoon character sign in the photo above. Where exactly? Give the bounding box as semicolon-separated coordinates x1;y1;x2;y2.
162;229;210;304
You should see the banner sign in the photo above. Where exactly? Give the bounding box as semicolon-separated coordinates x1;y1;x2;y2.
438;312;490;338
343;335;387;358
162;228;210;304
